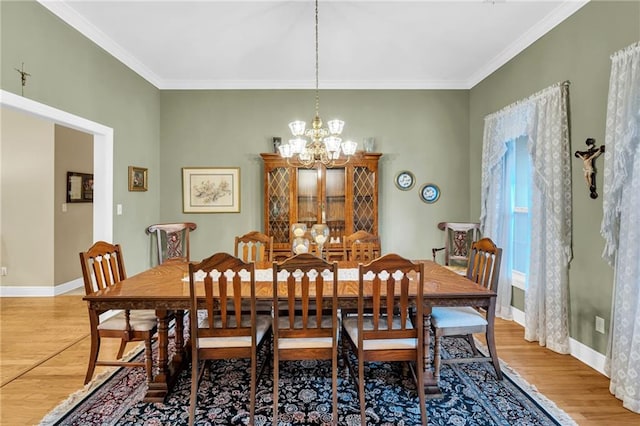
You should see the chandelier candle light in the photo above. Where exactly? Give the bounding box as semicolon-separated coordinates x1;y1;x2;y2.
278;0;357;168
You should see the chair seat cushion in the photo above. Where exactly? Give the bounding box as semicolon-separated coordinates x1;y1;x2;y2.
98;309;157;332
343;316;417;350
277;315;335;349
431;306;487;331
197;314;272;348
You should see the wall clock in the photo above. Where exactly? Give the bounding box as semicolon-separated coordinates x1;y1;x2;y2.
394;170;415;191
419;183;440;203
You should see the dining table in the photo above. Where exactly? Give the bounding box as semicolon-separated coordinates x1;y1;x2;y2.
83;259;497;402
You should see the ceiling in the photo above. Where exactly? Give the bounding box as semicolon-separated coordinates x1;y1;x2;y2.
39;0;589;90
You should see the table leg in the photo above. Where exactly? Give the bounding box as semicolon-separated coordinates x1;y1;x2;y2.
145;309;171;402
422;308;443;398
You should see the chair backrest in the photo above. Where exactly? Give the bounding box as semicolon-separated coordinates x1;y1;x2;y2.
189;252;256;345
350;241;377;262
433;222;481;267
234;231;273;262
343;230;380;261
147;222;197;264
79;241;127;295
358;253;424;343
466;237;502;292
273;253;338;340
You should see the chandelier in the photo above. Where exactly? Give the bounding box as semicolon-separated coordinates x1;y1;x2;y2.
278;0;357;168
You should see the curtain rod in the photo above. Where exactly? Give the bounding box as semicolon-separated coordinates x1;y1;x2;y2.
485;80;570;121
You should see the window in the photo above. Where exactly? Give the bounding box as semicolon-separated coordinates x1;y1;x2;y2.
507;136;532;290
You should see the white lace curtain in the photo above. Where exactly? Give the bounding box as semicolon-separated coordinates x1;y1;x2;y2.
481;82;572;353
601;41;640;414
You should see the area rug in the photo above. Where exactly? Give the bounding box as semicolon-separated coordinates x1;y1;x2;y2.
41;337;576;426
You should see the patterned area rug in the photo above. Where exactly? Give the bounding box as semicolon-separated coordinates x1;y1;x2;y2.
41;336;576;426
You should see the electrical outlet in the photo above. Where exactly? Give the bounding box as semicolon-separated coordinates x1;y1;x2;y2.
595;316;605;334
1;267;7;276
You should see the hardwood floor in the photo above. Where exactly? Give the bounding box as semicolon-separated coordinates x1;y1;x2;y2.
1;295;638;425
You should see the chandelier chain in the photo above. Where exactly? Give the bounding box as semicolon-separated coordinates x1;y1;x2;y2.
314;0;320;118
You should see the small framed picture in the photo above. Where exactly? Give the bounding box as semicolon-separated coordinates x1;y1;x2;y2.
67;171;94;203
128;166;148;192
182;167;240;213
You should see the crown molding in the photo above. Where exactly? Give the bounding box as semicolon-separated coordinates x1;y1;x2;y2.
467;0;589;88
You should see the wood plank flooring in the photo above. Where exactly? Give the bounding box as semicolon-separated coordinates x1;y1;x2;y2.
1;295;638;425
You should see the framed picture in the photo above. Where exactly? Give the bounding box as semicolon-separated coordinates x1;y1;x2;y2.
67;171;94;203
419;183;441;204
394;170;415;191
182;167;240;213
128;166;148;191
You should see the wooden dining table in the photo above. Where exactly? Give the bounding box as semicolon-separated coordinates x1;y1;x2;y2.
83;259;496;402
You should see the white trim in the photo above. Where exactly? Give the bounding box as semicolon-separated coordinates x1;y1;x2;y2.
512;270;527;290
511;306;607;377
466;1;589;87
0;90;113;244
0;90;114;296
0;278;83;297
37;1;589;90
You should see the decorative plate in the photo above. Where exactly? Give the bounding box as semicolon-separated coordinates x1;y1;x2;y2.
394;170;415;191
419;183;440;203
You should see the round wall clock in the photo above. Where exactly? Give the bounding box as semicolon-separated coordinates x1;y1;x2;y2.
394;170;415;191
419;183;440;203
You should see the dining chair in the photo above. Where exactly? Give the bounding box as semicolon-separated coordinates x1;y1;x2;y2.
342;253;427;426
188;252;272;426
234;230;273;262
79;241;157;385
146;222;197;265
272;253;339;425
431;222;481;274
342;230;380;261
431;237;503;381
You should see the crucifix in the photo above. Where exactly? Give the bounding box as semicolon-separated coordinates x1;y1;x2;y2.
14;62;31;96
574;138;605;199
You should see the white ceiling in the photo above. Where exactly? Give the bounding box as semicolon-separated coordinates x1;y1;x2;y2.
39;0;589;90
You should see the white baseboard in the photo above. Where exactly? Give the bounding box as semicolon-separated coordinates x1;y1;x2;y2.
0;278;84;297
510;307;608;377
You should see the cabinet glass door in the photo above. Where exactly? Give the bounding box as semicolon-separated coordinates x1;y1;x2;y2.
353;166;375;233
267;167;290;244
297;169;318;229
325;167;346;243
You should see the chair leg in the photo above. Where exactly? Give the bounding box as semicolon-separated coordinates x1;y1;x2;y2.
273;354;279;425
485;329;503;380
116;338;128;359
332;346;338;425
465;333;480;356
250;352;257;426
189;360;200;426
433;334;442;382
358;356;366;426
84;332;101;385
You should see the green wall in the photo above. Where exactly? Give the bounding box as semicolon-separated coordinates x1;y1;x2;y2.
469;1;640;353
1;0;161;275
159;89;470;260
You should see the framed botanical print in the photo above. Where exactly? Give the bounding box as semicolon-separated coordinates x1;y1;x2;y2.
182;167;240;213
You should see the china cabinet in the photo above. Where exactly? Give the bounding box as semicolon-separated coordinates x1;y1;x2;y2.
261;152;381;260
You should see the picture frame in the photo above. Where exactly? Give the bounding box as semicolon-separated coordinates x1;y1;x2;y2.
182;167;240;213
67;171;94;203
419;183;441;204
394;170;415;191
128;166;148;192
